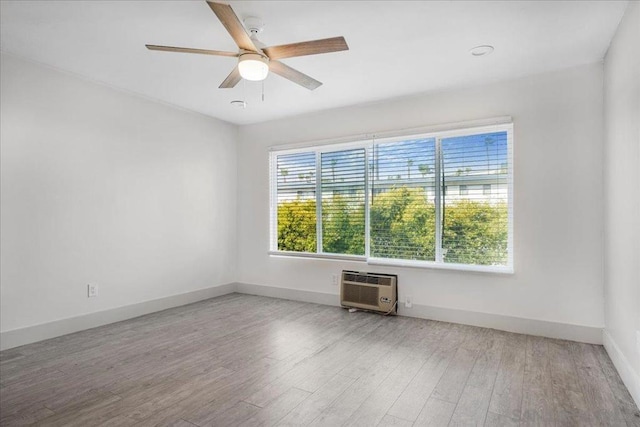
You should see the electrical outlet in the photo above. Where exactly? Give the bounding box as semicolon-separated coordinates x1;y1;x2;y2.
405;296;412;308
331;274;339;286
88;284;98;298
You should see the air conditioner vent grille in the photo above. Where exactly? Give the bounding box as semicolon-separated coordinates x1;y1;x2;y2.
343;283;379;306
344;273;357;282
378;277;392;286
342;273;392;286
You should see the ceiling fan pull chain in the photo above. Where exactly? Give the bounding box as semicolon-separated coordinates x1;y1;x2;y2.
262;80;265;102
243;79;247;106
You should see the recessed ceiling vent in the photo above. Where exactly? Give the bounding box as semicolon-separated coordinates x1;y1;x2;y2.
470;45;494;57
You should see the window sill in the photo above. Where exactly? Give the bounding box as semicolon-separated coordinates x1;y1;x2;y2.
367;257;514;274
268;251;366;262
268;251;514;274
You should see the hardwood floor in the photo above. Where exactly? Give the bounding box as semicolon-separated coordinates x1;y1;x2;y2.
1;293;638;426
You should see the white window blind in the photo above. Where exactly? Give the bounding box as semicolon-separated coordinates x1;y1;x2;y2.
320;149;366;255
369;138;436;261
440;131;510;266
275;151;317;253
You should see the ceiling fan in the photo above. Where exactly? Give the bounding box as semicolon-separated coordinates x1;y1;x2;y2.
146;1;349;91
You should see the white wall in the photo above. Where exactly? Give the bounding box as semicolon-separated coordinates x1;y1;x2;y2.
237;63;605;334
603;1;640;405
0;54;238;333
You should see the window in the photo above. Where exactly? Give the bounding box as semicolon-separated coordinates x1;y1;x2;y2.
369;137;437;262
321;149;366;255
274;151;316;253
270;123;513;272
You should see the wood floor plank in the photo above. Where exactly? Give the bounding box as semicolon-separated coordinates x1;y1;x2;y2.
0;294;637;427
239;387;311;426
385;324;463;422
123;366;234;422
385;346;455;422
413;396;456;426
487;332;527;421
344;354;426;426
198;401;260;427
276;374;355;426
244;346;333;407
180;355;309;425
520;336;556;425
465;329;505;390
593;345;640;426
377;414;413;426
569;342;629;426
180;345;322;425
448;329;505;426
308;346;411;426
548;339;593;426
28;391;122;427
449;385;493;426
431;346;478;404
0;405;55;426
97;415;138;426
484;410;520;426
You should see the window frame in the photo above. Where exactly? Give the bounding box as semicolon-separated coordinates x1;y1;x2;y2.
269;121;514;274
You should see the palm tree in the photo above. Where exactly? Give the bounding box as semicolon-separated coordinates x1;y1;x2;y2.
418;164;432;177
484;137;495;173
330;158;338;182
407;159;414;179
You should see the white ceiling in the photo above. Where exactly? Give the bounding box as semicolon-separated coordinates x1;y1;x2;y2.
0;0;628;125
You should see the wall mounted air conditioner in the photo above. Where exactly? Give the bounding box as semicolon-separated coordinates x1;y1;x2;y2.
340;270;397;314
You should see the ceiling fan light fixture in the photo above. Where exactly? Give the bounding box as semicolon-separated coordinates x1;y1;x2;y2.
238;53;269;81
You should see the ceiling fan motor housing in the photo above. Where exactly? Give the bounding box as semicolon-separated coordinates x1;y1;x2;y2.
243;16;264;35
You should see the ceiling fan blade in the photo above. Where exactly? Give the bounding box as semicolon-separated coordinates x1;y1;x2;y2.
206;1;258;52
263;36;349;60
219;66;242;88
269;61;322;91
146;45;238;57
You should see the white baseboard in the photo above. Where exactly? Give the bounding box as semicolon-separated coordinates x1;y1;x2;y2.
397;303;603;344
235;282;602;344
0;281;604;352
0;283;237;351
603;330;640;408
236;282;340;307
